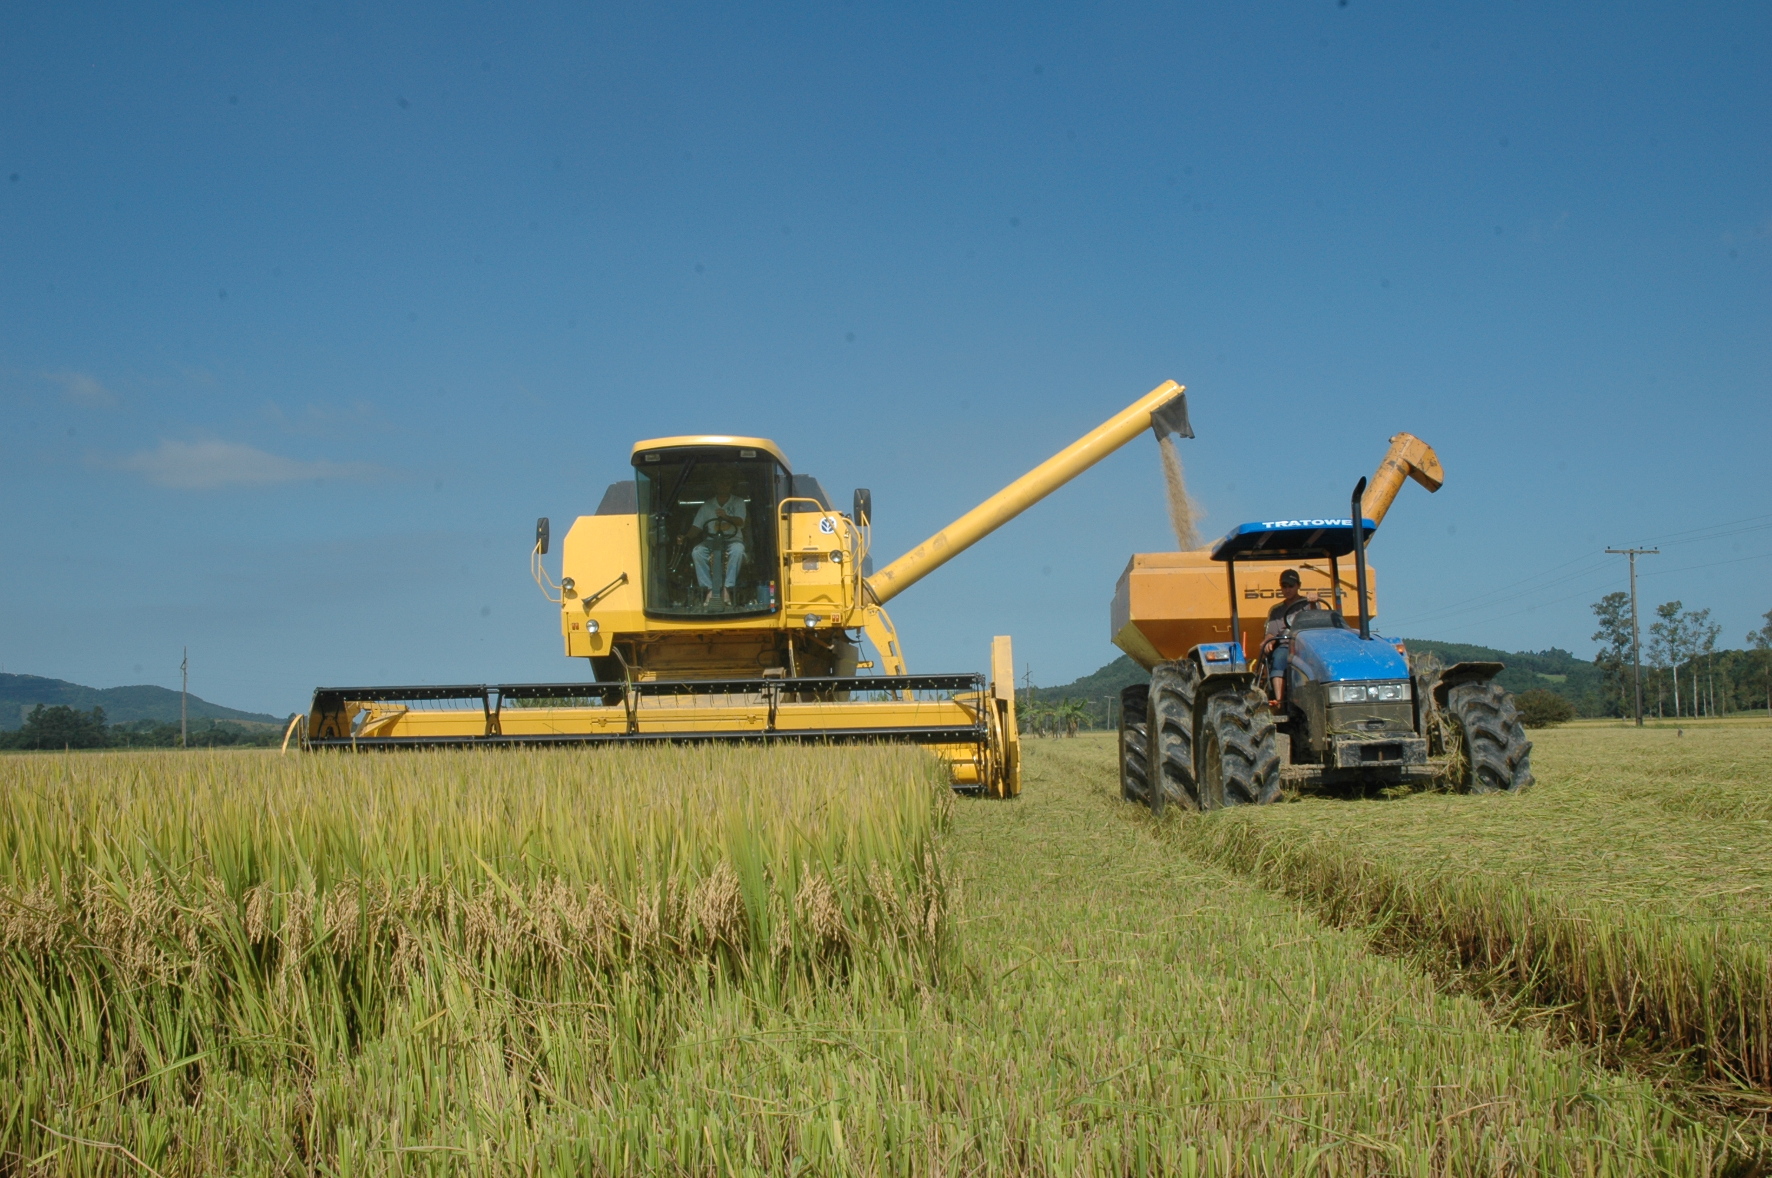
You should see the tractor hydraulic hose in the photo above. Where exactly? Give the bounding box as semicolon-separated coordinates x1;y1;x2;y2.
1360;432;1443;526
866;380;1189;605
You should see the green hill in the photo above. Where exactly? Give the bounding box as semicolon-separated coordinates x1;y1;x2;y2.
1394;640;1606;711
1029;642;1612;727
0;674;281;730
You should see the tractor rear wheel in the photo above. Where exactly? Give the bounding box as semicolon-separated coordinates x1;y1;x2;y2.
1445;680;1534;793
1148;661;1202;814
1197;687;1282;810
1118;684;1151;804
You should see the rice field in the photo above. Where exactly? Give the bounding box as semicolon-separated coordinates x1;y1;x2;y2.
1;745;952;1174
1166;721;1772;1108
4;733;1759;1173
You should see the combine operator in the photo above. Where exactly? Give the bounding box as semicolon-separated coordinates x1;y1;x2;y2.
690;473;748;607
1261;568;1324;707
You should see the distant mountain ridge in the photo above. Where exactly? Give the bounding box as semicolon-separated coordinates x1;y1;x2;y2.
0;674;282;730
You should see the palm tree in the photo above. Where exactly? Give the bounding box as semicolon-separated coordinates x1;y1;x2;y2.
1054;698;1089;737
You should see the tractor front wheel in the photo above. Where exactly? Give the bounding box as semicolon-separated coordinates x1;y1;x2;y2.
1118;684;1151;804
1444;680;1534;793
1148;661;1200;815
1196;687;1282;810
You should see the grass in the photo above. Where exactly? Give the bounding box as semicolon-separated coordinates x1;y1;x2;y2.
5;734;1763;1172
1166;721;1772;1109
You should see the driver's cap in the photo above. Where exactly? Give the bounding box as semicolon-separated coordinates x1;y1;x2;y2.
1279;568;1301;587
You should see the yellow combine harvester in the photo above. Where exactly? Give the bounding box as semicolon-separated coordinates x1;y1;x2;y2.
297;380;1195;795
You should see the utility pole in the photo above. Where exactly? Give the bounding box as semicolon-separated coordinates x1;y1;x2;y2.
1605;548;1657;727
180;647;188;749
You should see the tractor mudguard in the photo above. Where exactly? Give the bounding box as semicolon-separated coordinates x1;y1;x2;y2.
1191;642;1254;684
1430;661;1504;709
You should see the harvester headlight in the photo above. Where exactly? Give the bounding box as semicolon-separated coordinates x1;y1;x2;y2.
585;619;599;635
830;551;843;563
1327;681;1411;704
560;577;575;596
804;614;820;628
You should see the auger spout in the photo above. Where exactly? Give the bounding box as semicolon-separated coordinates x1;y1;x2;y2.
866;380;1191;606
1360;432;1443;526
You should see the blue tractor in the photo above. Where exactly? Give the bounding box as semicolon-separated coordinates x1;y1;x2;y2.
1115;473;1534;812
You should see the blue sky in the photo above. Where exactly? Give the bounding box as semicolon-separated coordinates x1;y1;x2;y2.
2;2;1767;717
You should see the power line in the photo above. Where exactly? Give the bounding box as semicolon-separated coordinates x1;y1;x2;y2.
1638;549;1772;578
1632;511;1772;547
1383;556;1619;630
1381;516;1772;633
1659;521;1772;546
1395;549;1771;635
1378;552;1614;629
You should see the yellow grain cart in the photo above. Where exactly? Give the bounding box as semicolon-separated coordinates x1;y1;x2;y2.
299;381;1195;796
1112;434;1443;664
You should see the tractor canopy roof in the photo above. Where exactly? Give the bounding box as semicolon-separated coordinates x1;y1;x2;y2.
1209;518;1376;562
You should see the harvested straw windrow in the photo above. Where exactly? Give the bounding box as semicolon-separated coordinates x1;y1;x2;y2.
1166;723;1772;1096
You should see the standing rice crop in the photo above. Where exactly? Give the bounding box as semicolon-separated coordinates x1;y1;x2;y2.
1;743;951;1171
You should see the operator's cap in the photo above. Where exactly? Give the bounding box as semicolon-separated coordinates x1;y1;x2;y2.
1279;568;1301;587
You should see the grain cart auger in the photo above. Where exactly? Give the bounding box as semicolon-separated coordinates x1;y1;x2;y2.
297;381;1196;796
1112;432;1533;812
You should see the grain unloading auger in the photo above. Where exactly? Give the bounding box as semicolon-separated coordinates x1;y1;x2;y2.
297;381;1196;795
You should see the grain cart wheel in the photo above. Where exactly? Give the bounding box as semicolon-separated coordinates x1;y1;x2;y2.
1148;661;1201;815
1118;683;1151;804
1444;680;1534;793
1196;687;1283;810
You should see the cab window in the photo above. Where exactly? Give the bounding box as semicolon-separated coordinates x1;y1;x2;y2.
634;451;787;618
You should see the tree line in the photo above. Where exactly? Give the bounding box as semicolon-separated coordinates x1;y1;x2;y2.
0;705;284;750
1018;697;1094;737
1592;596;1772;719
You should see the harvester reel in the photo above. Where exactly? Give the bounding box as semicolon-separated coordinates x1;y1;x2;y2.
1196;688;1282;809
1148;661;1201;814
1117;684;1151;804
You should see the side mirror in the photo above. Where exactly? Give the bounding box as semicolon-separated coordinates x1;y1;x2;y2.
535;517;550;555
852;488;872;526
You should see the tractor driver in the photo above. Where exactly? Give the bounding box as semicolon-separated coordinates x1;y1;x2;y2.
690;473;747;607
1261;568;1323;705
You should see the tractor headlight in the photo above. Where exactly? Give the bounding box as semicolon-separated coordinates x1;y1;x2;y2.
1326;681;1411;704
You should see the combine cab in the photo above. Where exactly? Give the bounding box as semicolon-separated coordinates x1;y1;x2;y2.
1114;434;1533;810
296;381;1198;797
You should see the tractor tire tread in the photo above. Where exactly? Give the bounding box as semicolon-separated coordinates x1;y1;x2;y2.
1149;661;1200;814
1447;680;1534;793
1119;684;1151;803
1199;687;1283;808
